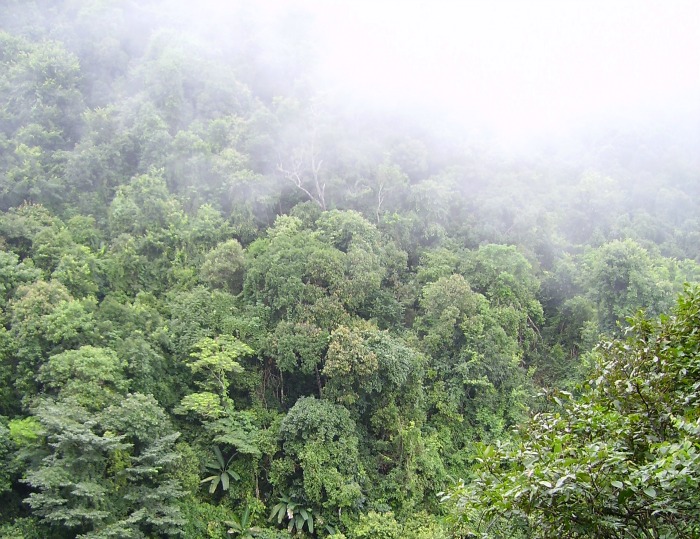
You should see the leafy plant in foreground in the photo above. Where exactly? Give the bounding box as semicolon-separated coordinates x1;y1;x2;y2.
443;285;700;538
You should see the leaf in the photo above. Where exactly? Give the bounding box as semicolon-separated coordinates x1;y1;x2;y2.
269;503;285;524
213;446;225;468
209;475;220;494
200;475;218;483
555;474;571;488
226;519;241;533
644;487;657;498
241;505;251;525
611;480;623;489
221;471;230;491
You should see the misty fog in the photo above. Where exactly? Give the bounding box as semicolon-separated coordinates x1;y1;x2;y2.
183;0;700;144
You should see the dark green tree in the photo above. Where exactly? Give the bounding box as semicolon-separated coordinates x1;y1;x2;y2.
273;397;365;521
25;394;185;538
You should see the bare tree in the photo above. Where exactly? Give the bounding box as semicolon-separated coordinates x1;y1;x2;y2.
277;104;326;210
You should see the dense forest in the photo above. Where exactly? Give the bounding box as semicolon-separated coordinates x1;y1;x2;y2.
1;1;700;538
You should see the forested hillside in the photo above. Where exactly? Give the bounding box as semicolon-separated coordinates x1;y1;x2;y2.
1;1;700;538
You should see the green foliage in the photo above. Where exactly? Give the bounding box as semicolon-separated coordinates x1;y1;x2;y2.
114;332;177;408
227;504;262;538
8;279;96;398
0;33;84;209
178;335;252;419
108;170;185;237
178;497;239;539
0;419;15;495
244;211;391;326
463;244;540;310
51;245;100;298
187;337;251;391
417;273;531;449
445;286;700;538
180;391;228;420
268;493;315;534
201;446;241;494
323;321;424;435
0;250;40;308
38;346;127;409
276;397;365;513
24;395;185;538
166;286;241;354
401;511;449;539
1;3;700;536
351;511;401;539
584;239;679;331
244;218;345;322
323;323;379;406
201;239;246;294
269;320;328;377
102;392;174;447
0;517;51;539
8;416;41;446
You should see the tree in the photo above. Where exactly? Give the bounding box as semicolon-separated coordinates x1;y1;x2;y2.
244;211;390;329
8;279;96;398
322;321;421;414
0;419;16;496
445;286;700;538
276;100;329;210
563;172;623;245
268;320;329;397
463;244;540;312
352;511;401;539
24;394;185;538
51;245;101;298
460;244;548;380
108;170;185;237
0;33;84;142
0;249;40;308
413;272;534;485
357;161;409;224
38;346;128;410
0;202;58;260
584;239;676;332
200;239;246;294
273;397;365;518
316;210;387;314
177;335;252;419
184;204;234;256
0;33;85;211
244;215;345;322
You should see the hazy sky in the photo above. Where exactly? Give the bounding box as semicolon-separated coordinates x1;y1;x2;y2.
203;0;700;142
